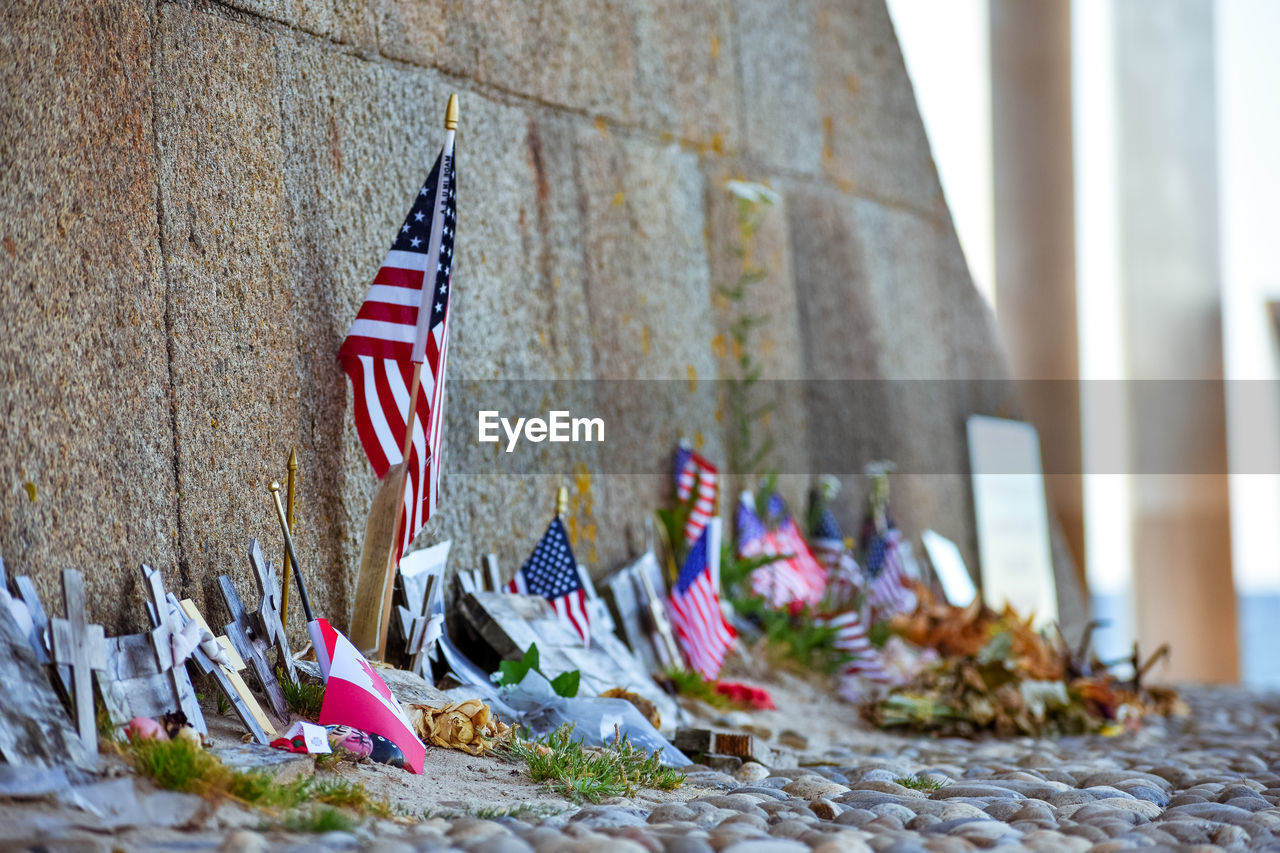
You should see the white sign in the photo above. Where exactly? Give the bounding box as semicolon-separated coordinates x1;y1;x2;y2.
921;529;977;607
966;415;1059;627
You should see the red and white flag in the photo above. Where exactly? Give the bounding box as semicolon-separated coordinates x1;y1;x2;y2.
505;517;591;646
309;618;426;774
668;522;736;679
338;133;457;566
674;441;719;545
818;610;891;683
737;494;828;607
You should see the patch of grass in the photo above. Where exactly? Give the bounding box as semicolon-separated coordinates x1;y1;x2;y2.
503;724;684;804
280;672;325;719
278;806;359;833
215;692;231;717
894;775;947;791
309;778;395;819
661;667;733;710
120;736;392;820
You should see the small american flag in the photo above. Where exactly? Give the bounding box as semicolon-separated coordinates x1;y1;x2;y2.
339;139;456;566
809;506;864;602
818;610;890;683
737;494;828;607
667;527;736;678
674;441;718;545
863;528;916;619
507;517;591;647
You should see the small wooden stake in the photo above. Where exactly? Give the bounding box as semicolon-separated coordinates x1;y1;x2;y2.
281;448;298;628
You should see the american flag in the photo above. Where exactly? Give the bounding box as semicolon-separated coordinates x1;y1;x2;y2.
506;517;591;647
667;527;736;678
818;610;890;683
863;527;917;618
809;505;864;602
339;138;456;566
674;441;718;545
737;494;828;607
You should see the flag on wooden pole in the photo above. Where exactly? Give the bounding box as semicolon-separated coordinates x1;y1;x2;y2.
341;95;458;655
667;523;736;678
506;517;591;647
737;493;828;607
674;440;718;545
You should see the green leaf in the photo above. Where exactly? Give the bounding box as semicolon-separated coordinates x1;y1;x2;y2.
497;657;532;687
549;669;580;698
523;642;541;673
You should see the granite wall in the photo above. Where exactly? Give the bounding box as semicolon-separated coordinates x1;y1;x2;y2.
1;0;1062;639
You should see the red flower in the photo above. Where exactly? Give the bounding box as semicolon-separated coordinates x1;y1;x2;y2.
714;680;777;710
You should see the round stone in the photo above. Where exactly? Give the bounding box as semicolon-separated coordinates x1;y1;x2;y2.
735;763;771;784
783;777;851;800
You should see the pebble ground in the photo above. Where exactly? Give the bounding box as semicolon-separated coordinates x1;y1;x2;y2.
11;687;1280;852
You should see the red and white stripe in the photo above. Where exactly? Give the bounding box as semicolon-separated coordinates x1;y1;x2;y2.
866;530;916;619
506;574;592;647
743;520;829;607
676;449;719;545
339;142;453;568
667;570;736;679
820;610;891;683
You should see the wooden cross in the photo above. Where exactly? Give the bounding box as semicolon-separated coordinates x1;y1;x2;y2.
218;573;288;720
49;570;106;757
396;575;438;678
12;574;73;694
247;539;295;683
139;565;206;733
170;595;274;744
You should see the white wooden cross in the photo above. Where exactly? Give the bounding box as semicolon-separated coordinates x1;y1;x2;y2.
396;575;439;678
49;570;106;757
139;565;206;733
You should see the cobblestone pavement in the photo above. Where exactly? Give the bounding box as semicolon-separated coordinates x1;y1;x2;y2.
5;687;1280;852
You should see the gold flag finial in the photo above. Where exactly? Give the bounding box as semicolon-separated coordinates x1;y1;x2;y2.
445;93;459;131
556;486;569;518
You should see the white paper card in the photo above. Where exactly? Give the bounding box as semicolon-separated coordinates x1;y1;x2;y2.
282;720;331;754
967;415;1059;627
921;529;977;607
399;540;451;614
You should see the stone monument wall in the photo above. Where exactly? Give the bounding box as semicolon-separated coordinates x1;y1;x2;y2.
1;0;1056;638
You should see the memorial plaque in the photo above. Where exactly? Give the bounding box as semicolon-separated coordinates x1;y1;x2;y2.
967;415;1059;627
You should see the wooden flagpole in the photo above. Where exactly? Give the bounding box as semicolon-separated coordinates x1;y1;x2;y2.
280;447;297;628
367;93;458;660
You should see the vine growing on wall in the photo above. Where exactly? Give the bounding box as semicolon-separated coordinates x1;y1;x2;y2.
718;180;781;483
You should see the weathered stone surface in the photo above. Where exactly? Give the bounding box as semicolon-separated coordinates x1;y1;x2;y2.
735;0;823;175
377;1;639;125
153;4;299;626
1;0;1023;633
811;0;944;214
0;0;175;630
221;0;374;49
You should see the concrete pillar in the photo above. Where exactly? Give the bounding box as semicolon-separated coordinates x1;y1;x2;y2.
989;0;1086;592
1115;0;1239;683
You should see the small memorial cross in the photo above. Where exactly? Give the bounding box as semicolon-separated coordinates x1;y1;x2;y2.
218;573;288;720
170;595;274;744
49;570;106;756
247;539;295;683
140;565;206;732
396;575;438;678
